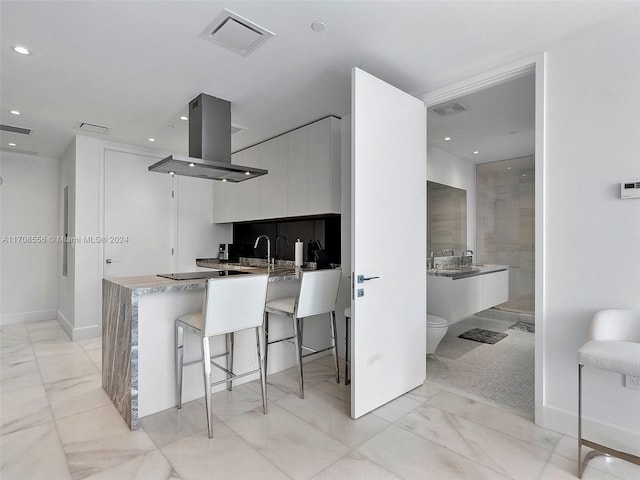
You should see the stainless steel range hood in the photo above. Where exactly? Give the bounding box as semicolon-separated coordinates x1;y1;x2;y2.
149;94;267;182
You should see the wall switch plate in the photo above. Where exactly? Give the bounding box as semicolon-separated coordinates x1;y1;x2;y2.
625;375;640;389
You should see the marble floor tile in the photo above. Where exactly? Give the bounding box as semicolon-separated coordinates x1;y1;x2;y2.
0;383;53;434
0;323;30;347
27;320;71;344
357;424;511;480
248;370;302;402
85;347;102;371
56;404;156;480
398;404;551;479
553;436;640;479
45;372;112;419
404;380;443;402
139;400;208;447
161;424;289;480
0;342;38;381
283;358;339;388
311;451;401;480
1;421;71;480
276;385;391;449
225;403;350;479
207;383;270;421
38;350;99;384
312;377;351;402
78;337;102;350
370;392;423;423
539;453;621;480
81;449;180;480
0;370;42;393
427;389;562;452
33;340;85;357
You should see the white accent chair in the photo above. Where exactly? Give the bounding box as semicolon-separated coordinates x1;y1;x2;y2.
264;268;341;398
175;273;269;439
577;309;640;477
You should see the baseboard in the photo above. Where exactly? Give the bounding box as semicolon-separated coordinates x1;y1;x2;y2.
56;311;101;341
542;404;640;457
1;309;57;326
71;324;101;341
57;310;74;338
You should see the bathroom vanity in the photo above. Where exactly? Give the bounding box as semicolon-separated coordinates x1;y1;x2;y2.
427;265;509;323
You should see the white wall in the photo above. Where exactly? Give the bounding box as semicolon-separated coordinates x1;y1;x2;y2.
539;10;640;452
59;135;231;340
57;139;75;328
427;145;476;251
1;151;59;324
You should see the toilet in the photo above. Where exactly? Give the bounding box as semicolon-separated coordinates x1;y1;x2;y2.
426;314;448;355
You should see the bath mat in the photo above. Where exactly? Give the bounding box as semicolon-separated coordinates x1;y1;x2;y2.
509;322;535;333
458;328;507;344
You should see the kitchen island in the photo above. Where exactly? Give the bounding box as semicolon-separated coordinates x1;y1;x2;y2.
102;261;325;429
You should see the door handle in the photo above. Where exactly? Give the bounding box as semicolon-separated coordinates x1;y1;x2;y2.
105;258;120;264
357;275;380;283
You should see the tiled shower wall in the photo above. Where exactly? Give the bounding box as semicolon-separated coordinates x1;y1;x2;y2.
476;156;534;313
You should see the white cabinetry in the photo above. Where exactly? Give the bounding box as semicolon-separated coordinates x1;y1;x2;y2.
212;116;341;223
427;269;509;323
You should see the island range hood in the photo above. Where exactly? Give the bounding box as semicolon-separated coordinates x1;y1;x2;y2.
149;93;267;182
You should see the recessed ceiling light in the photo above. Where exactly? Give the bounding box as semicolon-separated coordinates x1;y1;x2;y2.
222;178;227;182
169;171;175;176
311;21;326;32
444;136;451;141
9;110;21;115
11;45;32;55
8;142;17;147
473;150;479;155
245;171;251;175
507;166;512;170
180;115;188;121
522;173;527;177
188;162;195;167
148;138;156;142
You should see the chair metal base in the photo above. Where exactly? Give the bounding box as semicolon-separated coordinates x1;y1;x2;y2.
578;364;640;478
265;310;339;399
176;323;267;439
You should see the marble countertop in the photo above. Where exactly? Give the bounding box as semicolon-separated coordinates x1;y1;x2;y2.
103;258;325;294
428;264;508;280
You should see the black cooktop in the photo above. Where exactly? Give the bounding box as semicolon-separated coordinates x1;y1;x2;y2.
157;270;249;280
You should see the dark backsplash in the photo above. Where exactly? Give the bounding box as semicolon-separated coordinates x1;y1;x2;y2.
233;215;341;264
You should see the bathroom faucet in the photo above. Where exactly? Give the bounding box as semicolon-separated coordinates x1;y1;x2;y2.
275;235;289;260
442;249;455;256
254;235;272;266
429;251;435;269
460;249;474;267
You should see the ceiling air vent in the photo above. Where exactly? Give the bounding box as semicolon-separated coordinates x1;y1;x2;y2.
76;122;110;134
0;124;32;135
200;9;275;56
430;101;467;117
0;146;38;156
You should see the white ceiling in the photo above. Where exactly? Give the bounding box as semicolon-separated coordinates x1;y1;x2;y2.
2;1;638;160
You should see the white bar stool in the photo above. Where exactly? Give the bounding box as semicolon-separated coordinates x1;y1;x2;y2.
264;268;341;398
577;308;640;477
175;273;269;439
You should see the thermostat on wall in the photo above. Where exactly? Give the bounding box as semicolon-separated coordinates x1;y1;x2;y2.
620;181;640;199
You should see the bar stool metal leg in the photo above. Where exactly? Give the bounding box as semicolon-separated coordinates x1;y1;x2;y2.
345;314;350;385
294;317;304;399
578;364;583;478
226;332;234;391
256;325;268;414
330;311;340;383
264;312;269;376
175;323;184;409
202;337;214;438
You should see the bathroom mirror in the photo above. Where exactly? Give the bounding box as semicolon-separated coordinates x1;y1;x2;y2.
427;181;467;255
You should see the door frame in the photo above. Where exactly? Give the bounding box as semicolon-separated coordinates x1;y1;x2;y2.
420;53;546;424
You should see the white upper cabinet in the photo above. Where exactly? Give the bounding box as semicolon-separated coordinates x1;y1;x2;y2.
260;135;288;219
212;116;341;223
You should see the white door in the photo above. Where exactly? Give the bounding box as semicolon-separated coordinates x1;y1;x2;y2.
103;149;176;277
351;68;427;418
